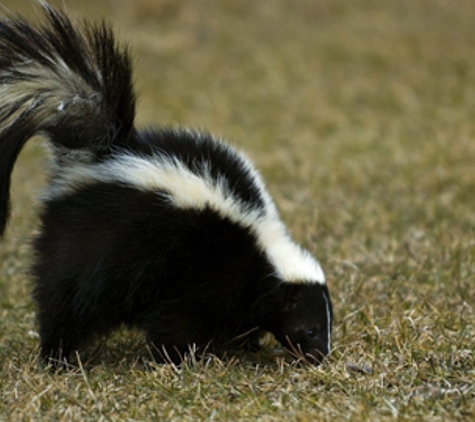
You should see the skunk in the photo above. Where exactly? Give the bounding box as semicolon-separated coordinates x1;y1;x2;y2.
0;3;332;365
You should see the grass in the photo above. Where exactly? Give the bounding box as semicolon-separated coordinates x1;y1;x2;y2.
1;0;474;420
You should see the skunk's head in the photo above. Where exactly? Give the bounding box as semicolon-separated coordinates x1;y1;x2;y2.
269;282;332;364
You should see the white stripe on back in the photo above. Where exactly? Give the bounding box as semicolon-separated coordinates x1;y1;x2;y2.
45;152;326;284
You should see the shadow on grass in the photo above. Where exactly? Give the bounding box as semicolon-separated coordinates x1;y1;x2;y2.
38;328;293;373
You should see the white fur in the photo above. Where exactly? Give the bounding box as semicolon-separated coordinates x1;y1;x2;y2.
0;59;100;131
323;290;331;351
45;151;326;285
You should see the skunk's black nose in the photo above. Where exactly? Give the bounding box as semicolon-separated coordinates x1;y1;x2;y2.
303;341;330;365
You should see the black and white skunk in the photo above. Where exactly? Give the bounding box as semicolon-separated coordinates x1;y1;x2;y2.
0;3;332;365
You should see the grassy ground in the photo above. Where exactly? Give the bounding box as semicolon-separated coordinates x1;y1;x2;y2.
1;0;474;420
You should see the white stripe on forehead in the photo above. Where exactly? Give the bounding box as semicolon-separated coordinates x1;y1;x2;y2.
46;152;326;284
323;290;332;352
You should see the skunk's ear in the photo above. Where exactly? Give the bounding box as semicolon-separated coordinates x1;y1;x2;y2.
282;284;304;313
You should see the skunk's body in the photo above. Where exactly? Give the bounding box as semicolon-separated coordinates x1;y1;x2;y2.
0;3;332;365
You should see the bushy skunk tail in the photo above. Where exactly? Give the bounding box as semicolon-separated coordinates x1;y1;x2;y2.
0;2;136;235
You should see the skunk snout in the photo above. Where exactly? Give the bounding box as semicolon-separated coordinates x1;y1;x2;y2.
279;330;330;365
303;342;330;365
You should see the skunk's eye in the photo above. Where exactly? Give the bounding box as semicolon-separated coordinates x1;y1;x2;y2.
306;328;318;338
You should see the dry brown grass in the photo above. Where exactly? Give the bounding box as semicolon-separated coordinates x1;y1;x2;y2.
1;0;474;420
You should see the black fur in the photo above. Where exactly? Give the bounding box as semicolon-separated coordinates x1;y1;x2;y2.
0;3;332;365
